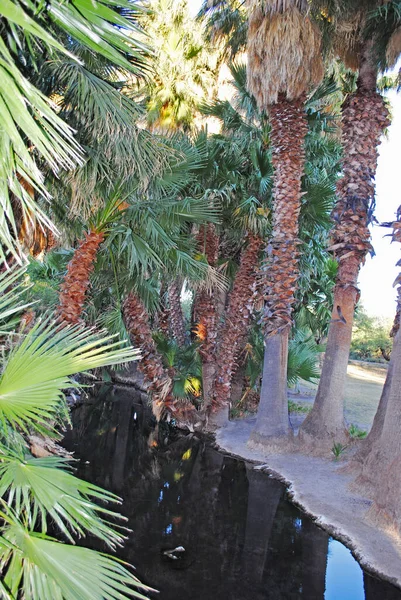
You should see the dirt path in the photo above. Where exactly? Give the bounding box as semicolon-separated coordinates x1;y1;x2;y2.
215;418;401;589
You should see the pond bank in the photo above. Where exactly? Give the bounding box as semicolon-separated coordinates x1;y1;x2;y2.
215;417;401;590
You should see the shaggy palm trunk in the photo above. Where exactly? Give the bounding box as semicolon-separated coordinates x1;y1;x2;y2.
251;98;308;443
212;234;263;411
157;280;170;336
58;229;105;324
167;278;186;345
193;224;219;409
353;215;401;462
123;292;174;420
300;59;390;449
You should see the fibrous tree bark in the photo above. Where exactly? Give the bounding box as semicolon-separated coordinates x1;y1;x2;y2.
300;46;390;450
193;224;219;408
167;278;186;346
246;0;323;444
58;229;105;324
123;291;175;420
212;233;263;411
250;98;309;443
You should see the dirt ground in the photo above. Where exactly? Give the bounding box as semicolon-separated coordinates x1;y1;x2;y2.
288;361;387;430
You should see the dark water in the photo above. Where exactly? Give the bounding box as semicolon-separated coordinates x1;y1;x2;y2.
63;387;401;600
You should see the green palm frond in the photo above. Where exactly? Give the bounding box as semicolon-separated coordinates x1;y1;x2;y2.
0;0;149;259
0;267;32;331
0;319;139;435
0;520;152;600
287;329;321;387
0;453;126;547
47;60;143;137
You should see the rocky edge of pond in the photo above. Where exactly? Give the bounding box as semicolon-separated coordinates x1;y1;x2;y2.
214;418;401;591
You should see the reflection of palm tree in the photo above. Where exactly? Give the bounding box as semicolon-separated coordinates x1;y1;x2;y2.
243;468;282;581
300;520;328;599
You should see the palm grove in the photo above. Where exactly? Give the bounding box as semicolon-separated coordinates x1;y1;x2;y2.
0;0;401;597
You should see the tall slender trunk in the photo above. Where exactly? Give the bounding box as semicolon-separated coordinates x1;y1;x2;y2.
250;97;308;443
300;51;390;450
193;224;219;408
58;229;105;324
353;215;401;462
251;331;290;441
355;328;401;533
123;291;174;421
167;278;186;345
212;234;263;411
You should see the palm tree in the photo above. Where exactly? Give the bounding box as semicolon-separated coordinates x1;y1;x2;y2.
123;291;176;421
193;223;220;408
136;0;218;132
0;266;152;599
198;0;248;59
246;0;324;442
350;211;401;534
212;232;263;411
57;195;124;324
0;0;148;262
300;1;397;450
167;278;187;345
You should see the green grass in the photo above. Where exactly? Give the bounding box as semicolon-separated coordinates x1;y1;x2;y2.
288;400;312;414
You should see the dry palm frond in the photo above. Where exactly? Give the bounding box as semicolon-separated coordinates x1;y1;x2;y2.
332;11;365;70
247;2;323;107
386;27;401;69
253;0;308;13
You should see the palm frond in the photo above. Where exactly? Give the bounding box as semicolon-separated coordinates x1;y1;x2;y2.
0;319;139;435
0;521;152;600
0;453;126;547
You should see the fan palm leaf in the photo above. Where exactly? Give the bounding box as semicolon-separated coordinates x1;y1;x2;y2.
0;319;139;435
0;453;126;547
0;521;152;600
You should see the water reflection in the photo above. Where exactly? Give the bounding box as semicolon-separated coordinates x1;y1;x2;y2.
63;387;401;600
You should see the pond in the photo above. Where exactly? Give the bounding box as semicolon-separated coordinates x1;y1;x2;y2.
63;386;401;600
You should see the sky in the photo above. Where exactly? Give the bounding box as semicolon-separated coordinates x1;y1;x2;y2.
358;90;401;320
187;0;400;318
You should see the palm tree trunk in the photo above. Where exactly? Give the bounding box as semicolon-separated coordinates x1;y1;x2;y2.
299;55;390;450
351;215;401;530
354;328;401;533
353;216;401;462
167;278;186;345
58;229;105;324
156;280;170;336
212;233;263;411
251;97;308;443
193;224;219;408
123;291;174;421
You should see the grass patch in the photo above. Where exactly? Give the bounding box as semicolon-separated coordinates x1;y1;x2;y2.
348;423;368;439
288;400;311;414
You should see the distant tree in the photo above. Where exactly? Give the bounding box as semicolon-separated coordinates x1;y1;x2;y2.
350;307;393;362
